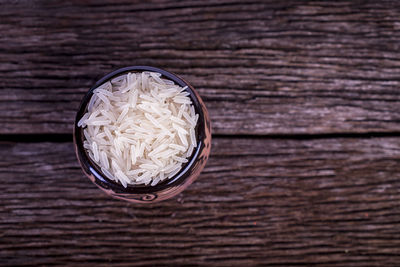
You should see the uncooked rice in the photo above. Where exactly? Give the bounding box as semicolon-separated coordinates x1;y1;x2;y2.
78;71;198;187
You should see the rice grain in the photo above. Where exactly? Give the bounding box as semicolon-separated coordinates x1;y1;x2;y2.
78;71;198;187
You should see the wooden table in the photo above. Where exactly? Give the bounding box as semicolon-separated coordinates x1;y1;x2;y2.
1;1;400;266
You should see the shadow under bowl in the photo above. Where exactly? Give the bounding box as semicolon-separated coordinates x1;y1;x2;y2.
73;66;211;203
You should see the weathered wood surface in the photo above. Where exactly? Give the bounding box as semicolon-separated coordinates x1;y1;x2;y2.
1;138;400;266
2;1;400;134
2;1;400;266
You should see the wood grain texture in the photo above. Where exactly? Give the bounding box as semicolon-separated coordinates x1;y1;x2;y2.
1;0;400;134
1;138;400;266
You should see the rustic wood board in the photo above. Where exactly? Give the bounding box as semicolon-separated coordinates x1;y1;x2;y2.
1;1;400;134
1;138;400;266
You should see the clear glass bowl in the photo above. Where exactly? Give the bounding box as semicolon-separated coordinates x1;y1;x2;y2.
73;66;211;203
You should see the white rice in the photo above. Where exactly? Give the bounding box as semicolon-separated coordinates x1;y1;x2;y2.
78;71;198;187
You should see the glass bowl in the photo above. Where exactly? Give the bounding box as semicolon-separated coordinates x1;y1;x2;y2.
73;66;211;203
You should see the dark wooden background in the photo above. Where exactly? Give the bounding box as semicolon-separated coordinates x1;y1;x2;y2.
1;0;400;266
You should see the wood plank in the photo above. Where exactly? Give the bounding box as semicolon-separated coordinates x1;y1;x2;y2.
1;1;400;134
1;137;400;266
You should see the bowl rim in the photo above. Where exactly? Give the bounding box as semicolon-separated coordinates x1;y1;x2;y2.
73;66;207;195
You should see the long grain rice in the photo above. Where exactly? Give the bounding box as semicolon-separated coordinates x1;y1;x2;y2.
78;71;198;187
